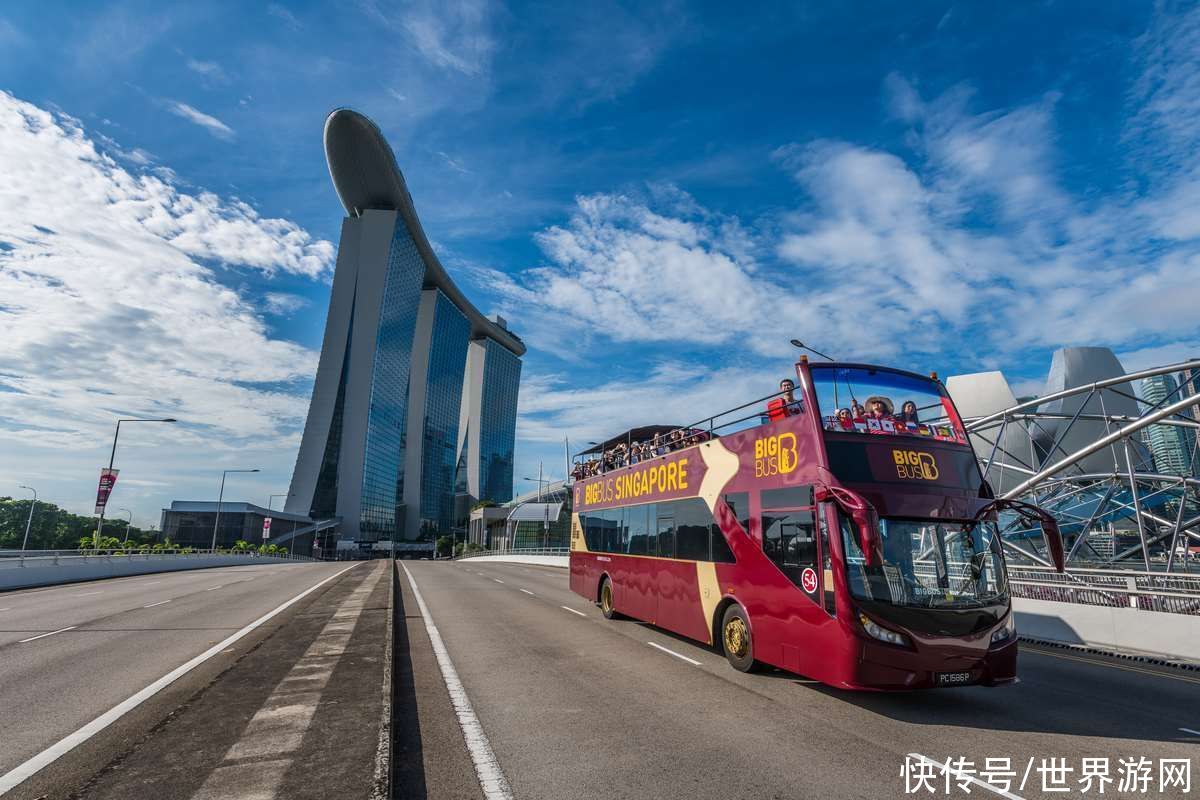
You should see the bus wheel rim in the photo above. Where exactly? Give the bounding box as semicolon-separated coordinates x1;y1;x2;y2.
601;583;612;613
724;617;749;658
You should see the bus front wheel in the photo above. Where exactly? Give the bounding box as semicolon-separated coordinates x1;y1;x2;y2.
721;605;760;672
599;576;621;620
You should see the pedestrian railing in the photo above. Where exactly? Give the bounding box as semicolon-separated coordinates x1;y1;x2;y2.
1008;565;1200;616
454;547;569;560
0;549;313;565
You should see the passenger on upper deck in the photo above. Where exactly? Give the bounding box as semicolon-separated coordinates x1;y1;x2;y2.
765;378;803;421
865;396;893;420
835;407;855;430
897;400;920;425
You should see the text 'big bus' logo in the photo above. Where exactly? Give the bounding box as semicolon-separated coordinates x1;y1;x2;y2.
755;432;798;478
893;449;939;480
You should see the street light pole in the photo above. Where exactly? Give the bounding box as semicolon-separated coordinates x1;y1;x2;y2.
118;508;134;546
211;469;260;551
18;484;36;555
268;494;288;556
96;417;177;548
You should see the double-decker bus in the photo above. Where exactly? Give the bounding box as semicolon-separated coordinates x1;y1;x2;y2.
569;358;1065;690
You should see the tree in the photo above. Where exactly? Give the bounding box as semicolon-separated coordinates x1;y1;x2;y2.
435;535;453;557
0;496;156;551
232;540;251;552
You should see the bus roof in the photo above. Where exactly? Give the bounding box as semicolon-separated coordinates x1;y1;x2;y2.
578;424;684;456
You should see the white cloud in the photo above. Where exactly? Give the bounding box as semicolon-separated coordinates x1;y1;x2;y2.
267;3;302;30
0;91;333;520
263;292;311;316
167;101;235;139
361;0;494;77
186;57;228;83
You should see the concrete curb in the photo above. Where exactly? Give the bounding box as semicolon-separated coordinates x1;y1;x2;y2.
371;559;396;800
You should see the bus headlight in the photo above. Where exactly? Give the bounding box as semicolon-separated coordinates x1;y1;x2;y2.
990;614;1015;646
859;613;908;647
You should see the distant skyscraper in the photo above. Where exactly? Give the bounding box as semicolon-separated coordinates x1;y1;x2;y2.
286;110;525;546
1142;372;1198;478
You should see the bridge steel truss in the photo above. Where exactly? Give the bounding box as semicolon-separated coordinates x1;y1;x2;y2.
963;359;1200;575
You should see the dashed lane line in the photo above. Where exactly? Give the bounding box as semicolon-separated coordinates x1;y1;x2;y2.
143;600;171;608
519;589;535;596
206;585;224;591
401;563;513;800
19;626;77;643
0;563;360;796
561;606;587;617
492;578;505;584
647;641;702;666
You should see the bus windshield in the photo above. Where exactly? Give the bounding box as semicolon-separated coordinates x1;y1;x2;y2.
811;365;967;445
841;517;1008;609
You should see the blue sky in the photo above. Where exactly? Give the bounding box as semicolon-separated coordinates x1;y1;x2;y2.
1;1;1199;528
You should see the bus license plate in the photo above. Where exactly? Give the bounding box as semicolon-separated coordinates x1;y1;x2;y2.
936;671;973;686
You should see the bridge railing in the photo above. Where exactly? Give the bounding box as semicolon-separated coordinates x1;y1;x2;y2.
1008;565;1200;615
0;549;314;564
454;547;569;560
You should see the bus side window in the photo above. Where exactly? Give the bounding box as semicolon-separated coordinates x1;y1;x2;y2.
582;512;602;551
711;492;747;564
673;498;710;561
626;503;652;555
656;512;675;558
603;507;626;553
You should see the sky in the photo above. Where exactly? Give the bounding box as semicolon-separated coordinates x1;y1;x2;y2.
1;1;1199;528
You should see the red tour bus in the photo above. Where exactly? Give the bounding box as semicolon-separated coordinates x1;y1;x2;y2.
569;359;1065;690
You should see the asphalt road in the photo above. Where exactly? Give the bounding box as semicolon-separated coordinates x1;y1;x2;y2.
399;560;1200;800
0;560;355;792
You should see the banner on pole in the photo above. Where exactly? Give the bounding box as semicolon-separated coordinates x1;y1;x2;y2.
262;516;272;540
94;468;119;515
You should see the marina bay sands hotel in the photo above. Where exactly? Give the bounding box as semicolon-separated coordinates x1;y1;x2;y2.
285;109;525;549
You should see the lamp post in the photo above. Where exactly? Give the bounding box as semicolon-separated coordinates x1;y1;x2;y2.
788;339;835;361
211;469;260;550
96;417;177;548
267;494;288;556
117;508;134;546
18;484;36;555
523;463;553;550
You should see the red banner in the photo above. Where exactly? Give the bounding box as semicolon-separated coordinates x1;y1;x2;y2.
262;516;272;540
94;468;119;514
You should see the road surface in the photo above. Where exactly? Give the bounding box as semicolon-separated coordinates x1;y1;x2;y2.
0;560;357;796
397;560;1200;800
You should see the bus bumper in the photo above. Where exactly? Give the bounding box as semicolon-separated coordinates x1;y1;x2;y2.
849;636;1018;690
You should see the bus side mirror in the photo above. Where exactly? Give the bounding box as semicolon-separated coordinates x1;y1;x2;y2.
817;485;882;568
1041;517;1065;574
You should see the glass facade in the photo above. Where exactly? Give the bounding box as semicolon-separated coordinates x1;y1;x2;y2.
358;222;426;542
479;339;522;503
418;292;471;536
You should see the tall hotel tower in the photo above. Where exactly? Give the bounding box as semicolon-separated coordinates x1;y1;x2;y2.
286;109;524;547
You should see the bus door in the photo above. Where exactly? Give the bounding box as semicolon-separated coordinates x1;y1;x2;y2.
760;487;837;673
652;500;714;642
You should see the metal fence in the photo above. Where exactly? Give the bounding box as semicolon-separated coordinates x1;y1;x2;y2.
1008;565;1200;615
455;547;569;560
0;548;313;564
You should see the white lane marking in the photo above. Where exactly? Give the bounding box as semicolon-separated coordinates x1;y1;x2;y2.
206;585;223;591
908;753;1025;800
74;592;103;597
0;608;10;612
492;578;505;584
0;563;359;796
519;589;535;596
1181;727;1200;737
19;626;77;643
143;600;171;608
141;581;161;586
400;564;513;800
561;606;586;617
647;641;702;666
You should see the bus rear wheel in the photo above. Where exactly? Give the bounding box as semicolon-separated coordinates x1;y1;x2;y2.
599;576;620;620
721;605;760;672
